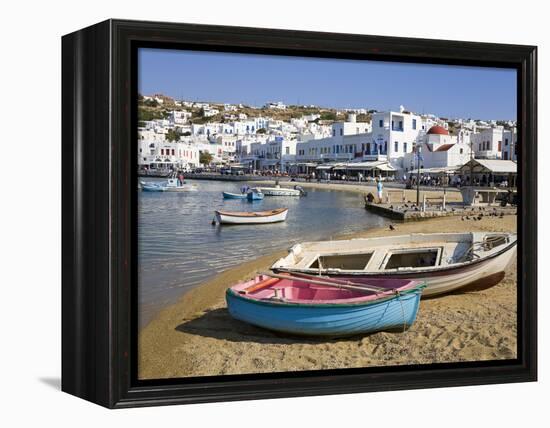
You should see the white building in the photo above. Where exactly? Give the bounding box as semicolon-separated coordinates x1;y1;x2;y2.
264;101;287;110
502;128;517;161
203;107;219;118
295;116;373;165
368;110;424;169
472;127;504;159
137;136;200;170
403;125;472;172
169;110;192;125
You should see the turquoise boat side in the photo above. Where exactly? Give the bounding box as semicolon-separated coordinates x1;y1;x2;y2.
226;287;423;337
247;192;264;200
223;191;247;199
142;185;165;192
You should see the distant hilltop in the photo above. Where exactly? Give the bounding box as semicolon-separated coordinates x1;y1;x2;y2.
138;94;515;130
138;94;375;126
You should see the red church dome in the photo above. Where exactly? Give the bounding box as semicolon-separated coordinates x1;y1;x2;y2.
427;125;449;136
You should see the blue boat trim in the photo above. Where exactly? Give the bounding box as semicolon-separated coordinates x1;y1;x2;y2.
226;283;426;308
226;283;425;336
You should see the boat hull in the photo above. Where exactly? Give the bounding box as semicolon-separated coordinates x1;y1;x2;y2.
215;209;288;224
257;187;302;196
163;185;197;192
226;285;423;336
247;191;264;200
223;191;247;199
272;233;517;297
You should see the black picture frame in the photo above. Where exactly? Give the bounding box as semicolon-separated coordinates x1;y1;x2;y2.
61;19;537;408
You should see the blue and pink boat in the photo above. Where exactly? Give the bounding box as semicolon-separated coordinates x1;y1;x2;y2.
226;273;425;337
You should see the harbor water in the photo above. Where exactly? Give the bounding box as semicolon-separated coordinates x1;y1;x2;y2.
138;180;388;328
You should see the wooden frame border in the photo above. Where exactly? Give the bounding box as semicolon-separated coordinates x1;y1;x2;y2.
62;19;537;408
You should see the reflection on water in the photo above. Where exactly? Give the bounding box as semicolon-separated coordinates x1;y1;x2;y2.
138;179;387;327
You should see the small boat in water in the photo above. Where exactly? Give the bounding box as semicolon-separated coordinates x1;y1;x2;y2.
226;272;425;336
271;232;517;297
215;208;288;224
222;191;247;199
256;185;305;197
247;188;264;201
141;178;197;192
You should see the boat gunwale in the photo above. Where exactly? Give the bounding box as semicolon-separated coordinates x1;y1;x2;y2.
216;208;288;218
273;235;517;277
226;282;426;308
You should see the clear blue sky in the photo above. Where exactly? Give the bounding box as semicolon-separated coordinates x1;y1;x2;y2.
138;48;517;121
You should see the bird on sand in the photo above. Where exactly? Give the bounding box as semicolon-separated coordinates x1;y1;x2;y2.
389;224;396;231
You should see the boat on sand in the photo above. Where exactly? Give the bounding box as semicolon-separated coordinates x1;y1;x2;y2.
271;232;517;297
226;272;425;336
214;208;288;225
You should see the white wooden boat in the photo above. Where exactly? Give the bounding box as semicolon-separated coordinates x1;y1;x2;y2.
256;185;304;196
141;178;197;192
271;232;517;296
215;208;288;225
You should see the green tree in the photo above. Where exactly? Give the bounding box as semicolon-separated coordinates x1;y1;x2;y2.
166;128;180;142
138;107;163;122
320;112;337;121
199;152;213;166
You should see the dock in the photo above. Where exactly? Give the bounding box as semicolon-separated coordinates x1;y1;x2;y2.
365;201;517;221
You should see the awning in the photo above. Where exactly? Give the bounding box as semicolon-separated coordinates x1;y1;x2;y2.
316;163;344;170
409;166;460;174
375;163;396;172
293;162;318;167
332;161;395;171
458;159;517;174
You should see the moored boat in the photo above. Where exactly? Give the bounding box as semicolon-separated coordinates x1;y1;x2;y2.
223;191;247;199
256;185;305;197
215;208;288;224
226;273;425;336
247;188;264;201
271;232;517;296
141;178;197;192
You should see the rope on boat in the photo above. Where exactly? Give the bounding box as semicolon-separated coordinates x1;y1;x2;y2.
388;290;407;333
456;235;508;263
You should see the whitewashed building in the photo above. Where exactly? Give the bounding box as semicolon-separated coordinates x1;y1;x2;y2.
169;110;192;125
472;127;504;159
402;125;472;171
265;101;287;110
368;109;424;169
137;137;200;170
502;128;517;161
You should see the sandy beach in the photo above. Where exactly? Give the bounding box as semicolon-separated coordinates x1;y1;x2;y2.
138;198;517;379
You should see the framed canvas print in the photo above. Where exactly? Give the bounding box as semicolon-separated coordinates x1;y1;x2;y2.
62;19;537;408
